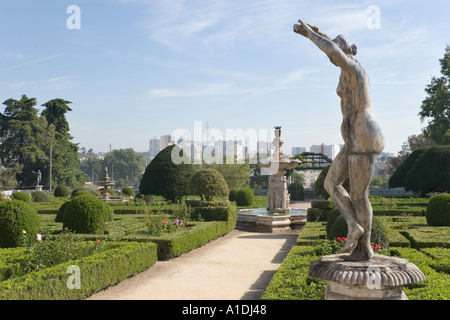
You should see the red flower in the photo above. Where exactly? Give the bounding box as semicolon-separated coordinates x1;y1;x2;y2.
96;239;101;243
371;244;381;251
336;237;347;243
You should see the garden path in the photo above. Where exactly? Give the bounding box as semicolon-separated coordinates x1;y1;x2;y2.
87;201;311;300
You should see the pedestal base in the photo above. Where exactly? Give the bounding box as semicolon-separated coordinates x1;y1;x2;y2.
309;254;426;300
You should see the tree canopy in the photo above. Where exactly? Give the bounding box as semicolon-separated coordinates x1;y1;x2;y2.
419;45;450;145
0;95;84;189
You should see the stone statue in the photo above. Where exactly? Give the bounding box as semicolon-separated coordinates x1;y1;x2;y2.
32;170;42;186
294;21;384;261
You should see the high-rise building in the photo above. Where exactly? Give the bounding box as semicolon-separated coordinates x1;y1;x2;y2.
149;137;160;159
310;143;341;160
160;135;174;150
292;147;306;156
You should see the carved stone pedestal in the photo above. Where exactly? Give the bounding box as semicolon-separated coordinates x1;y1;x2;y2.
308;254;426;300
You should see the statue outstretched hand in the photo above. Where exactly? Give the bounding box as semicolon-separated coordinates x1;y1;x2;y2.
293;20;310;37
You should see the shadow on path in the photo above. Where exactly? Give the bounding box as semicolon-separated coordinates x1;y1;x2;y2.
238;233;299;299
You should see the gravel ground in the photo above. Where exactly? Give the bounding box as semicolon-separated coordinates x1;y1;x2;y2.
87;201;311;300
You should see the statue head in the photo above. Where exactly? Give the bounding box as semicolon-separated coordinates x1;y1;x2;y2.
329;35;357;66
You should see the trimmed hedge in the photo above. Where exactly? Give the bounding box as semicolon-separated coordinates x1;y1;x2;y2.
266;214;450;300
190;202;237;223
426;193;450;226
146;221;235;260
261;245;328;300
262;245;450;300
0;241;157;300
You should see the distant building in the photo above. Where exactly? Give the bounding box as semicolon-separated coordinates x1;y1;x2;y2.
149;137;161;159
310;143;341;160
160;135;174;150
292;147;306;156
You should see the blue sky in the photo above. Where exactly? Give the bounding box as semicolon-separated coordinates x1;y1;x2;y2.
1;0;449;155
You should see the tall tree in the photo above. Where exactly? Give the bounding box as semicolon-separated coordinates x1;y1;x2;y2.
419;45;450;145
41;99;84;188
0;95;47;186
0;96;84;188
101;148;146;188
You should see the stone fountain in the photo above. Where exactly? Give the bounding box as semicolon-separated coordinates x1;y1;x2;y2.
236;127;306;233
259;126;301;214
97;167;115;202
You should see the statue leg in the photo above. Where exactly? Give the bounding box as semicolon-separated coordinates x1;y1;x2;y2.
324;147;363;253
343;153;377;261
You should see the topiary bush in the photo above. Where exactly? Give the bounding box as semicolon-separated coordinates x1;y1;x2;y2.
121;187;135;198
426;193;450;226
235;187;255;206
288;182;305;201
54;184;70;197
139;145;193;202
0;200;40;248
72;189;93;198
229;189;240;202
11;191;31;203
62;195;112;234
31;191;50;203
327;214;389;246
189;169;229;201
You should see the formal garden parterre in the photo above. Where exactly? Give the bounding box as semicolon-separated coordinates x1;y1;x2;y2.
0;192;237;300
262;195;450;300
0;190;449;300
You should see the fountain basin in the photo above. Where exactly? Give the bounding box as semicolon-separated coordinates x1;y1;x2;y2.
236;208;307;233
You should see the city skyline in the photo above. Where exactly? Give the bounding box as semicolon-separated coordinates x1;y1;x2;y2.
1;1;449;155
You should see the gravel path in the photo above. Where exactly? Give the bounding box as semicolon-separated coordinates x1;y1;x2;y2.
87;201;311;300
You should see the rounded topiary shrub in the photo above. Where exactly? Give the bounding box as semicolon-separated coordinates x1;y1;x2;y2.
328;215;348;240
189;169;229;201
229;189;240;202
55;200;70;223
370;217;390;246
62;195;112;234
31;190;50;202
288;183;305;201
326;209;341;235
0;200;40;248
327;215;389;246
121;187;135;198
72;189;93;198
235;187;254;206
11;191;31;203
426;193;450;226
54;184;70;197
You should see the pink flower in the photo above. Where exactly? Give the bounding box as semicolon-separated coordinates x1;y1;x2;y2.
162;220;168;224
